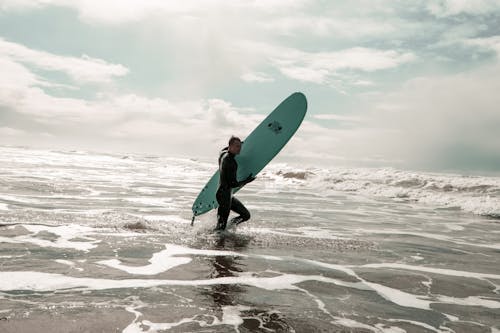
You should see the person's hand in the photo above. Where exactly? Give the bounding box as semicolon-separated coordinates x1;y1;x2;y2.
245;173;256;184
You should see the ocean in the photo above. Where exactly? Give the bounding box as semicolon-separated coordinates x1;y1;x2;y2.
0;146;499;333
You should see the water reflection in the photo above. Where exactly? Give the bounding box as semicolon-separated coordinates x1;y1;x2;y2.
207;233;250;307
203;233;293;331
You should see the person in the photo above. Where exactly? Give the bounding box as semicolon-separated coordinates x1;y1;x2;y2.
215;136;255;231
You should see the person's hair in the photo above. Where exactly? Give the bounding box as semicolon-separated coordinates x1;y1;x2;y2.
228;136;241;146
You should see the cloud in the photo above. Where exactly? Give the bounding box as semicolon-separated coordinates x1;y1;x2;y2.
337;64;500;171
0;34;264;155
0;57;41;87
0;38;128;83
427;0;500;17
237;41;416;85
241;72;275;83
0;126;25;136
313;114;365;122
0;77;264;157
260;16;395;38
465;36;500;58
277;48;416;84
0;0;309;24
0;2;417;91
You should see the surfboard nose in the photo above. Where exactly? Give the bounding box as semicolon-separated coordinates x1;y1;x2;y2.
289;92;308;110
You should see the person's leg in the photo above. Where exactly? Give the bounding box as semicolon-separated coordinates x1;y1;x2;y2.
229;196;250;225
216;190;231;230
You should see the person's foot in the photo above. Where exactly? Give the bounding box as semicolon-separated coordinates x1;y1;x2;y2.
229;217;244;226
214;223;226;231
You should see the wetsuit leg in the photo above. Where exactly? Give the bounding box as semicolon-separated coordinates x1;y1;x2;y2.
229;197;250;225
216;189;231;230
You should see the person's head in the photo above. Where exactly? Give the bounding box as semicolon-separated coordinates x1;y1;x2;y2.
228;136;242;155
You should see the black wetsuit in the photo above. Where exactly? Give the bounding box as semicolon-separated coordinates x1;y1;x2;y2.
215;148;252;230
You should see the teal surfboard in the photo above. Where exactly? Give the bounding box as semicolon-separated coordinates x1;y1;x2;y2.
191;92;307;223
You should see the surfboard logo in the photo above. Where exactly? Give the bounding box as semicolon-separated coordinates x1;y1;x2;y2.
268;121;283;134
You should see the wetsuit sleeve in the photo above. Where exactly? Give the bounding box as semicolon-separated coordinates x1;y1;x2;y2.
221;156;240;188
220;156;252;189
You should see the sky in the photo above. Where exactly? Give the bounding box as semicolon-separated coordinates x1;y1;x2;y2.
1;0;500;173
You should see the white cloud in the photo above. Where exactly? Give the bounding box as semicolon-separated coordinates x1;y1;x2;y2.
0;69;264;157
236;41;416;85
341;64;500;170
313;114;364;122
0;126;25;136
241;72;275;83
0;36;262;155
280;61;500;171
274;47;416;84
352;80;375;86
0;2;416;91
0;0;309;24
261;16;395;38
0;57;41;88
0;38;128;83
0;0;44;11
427;0;500;17
465;35;500;58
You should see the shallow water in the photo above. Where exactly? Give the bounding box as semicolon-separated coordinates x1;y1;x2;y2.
1;146;499;333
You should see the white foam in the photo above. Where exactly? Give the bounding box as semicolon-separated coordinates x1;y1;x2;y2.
357;229;500;250
308;262;357;280
123;305;251;333
443;313;459;321
446;224;465;231
362;263;500;280
301;259;435;311
97;255;191;276
332;260;500;311
54;259;84;271
0;202;8;210
141;215;190;224
55;259;75;267
364;280;431;310
374;324;406;333
249;227;346;240
221;305;252;328
332;317;378;332
98;244;282;276
125;197;172;207
268;165;500;217
385;318;454;333
97;244;246;275
435;295;500;309
0;224;100;252
0;270;359;293
137;317;196;332
309;259;500;311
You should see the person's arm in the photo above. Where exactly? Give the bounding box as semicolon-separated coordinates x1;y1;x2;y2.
222;158;255;188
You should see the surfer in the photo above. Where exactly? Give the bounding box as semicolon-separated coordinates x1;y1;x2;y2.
215;136;255;231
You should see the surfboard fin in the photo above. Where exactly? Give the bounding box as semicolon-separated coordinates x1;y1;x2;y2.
191;215;195;226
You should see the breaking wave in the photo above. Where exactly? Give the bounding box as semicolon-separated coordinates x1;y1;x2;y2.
263;164;500;218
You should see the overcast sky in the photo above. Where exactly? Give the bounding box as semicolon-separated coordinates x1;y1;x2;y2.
1;0;499;172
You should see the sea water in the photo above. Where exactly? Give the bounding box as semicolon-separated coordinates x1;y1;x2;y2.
0;146;499;332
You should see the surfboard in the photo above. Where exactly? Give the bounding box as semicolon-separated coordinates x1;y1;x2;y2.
191;92;308;224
